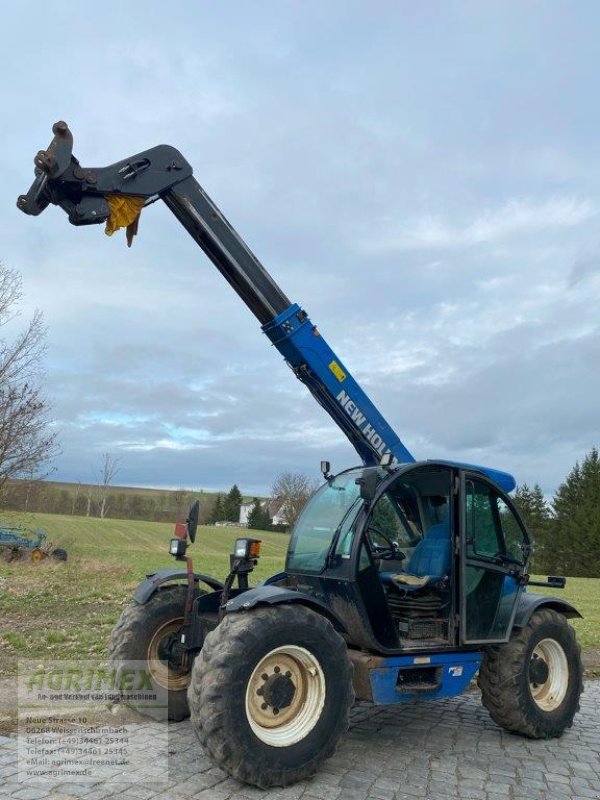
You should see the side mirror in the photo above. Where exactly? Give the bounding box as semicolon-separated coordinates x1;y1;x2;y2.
186;500;200;543
548;575;566;588
380;452;393;468
320;460;331;480
356;471;378;504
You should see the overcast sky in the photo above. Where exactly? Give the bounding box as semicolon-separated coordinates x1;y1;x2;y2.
1;1;599;497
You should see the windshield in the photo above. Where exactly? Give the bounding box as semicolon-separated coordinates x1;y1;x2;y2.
286;469;366;573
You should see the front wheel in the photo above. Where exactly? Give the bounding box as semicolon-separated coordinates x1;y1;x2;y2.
108;585;194;721
188;605;354;788
478;608;583;738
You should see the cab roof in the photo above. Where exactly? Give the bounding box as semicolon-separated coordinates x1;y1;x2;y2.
432;460;516;493
353;460;517;494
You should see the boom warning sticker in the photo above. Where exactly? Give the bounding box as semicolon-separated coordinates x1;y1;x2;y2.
329;360;346;382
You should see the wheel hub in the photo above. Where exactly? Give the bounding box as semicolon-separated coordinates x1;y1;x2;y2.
529;653;550;686
259;671;296;712
157;632;186;671
147;618;189;691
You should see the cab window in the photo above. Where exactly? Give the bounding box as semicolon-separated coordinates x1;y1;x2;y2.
466;479;528;564
371;493;421;547
365;468;452;555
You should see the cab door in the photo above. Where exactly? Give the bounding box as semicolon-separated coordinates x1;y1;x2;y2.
459;472;530;645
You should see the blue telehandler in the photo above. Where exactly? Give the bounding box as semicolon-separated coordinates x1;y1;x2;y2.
18;123;583;788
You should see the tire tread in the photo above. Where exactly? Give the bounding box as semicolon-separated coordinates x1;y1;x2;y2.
188;604;354;788
478;609;583;739
108;585;191;721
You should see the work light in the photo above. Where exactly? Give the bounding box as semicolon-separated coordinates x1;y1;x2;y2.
169;538;187;557
234;538;262;560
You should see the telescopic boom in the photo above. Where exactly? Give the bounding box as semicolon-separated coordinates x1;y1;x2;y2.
17;122;515;490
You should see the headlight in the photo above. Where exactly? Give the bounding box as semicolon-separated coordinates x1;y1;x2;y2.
234;538;261;559
169;538;186;557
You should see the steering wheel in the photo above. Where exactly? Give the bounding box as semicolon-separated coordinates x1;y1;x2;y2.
366;525;404;561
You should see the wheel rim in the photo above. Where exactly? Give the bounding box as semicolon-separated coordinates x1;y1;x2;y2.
147;618;189;691
245;645;326;747
529;637;569;711
31;548;43;563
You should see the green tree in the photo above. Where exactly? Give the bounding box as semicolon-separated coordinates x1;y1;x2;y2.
514;483;551;572
223;484;243;523
551;448;600;577
209;494;225;524
372;495;403;537
247;497;272;531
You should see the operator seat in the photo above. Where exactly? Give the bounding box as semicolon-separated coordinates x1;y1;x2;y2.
380;514;451;591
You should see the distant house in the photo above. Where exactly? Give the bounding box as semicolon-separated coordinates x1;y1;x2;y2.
239;497;286;527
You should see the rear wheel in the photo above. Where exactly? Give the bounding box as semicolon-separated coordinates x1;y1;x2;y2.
108;585;194;721
50;547;68;562
188;605;353;788
0;546;17;562
478;608;583;738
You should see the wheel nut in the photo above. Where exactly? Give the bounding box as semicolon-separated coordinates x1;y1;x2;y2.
261;673;268;681
261;703;267;710
285;671;292;678
274;666;280;673
257;687;264;696
273;708;279;715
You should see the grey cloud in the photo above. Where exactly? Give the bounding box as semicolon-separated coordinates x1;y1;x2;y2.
569;255;600;287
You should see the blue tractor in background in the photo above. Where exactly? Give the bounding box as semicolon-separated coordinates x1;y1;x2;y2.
0;524;67;562
18;123;583;789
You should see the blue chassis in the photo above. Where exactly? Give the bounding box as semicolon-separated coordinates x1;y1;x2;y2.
366;651;480;705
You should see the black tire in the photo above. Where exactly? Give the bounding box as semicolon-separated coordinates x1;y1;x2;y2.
108;585;193;722
50;548;68;562
0;546;16;562
188;604;354;788
478;608;583;738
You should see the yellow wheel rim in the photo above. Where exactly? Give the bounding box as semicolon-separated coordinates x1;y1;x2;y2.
245;645;326;747
529;638;569;711
31;548;43;563
147;618;189;691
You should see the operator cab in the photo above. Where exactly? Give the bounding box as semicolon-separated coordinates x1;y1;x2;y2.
366;467;454;646
285;461;531;654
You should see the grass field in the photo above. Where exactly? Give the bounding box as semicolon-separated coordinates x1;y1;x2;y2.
0;512;599;680
0;512;287;677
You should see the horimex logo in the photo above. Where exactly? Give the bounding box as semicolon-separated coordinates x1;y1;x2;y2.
336;390;399;466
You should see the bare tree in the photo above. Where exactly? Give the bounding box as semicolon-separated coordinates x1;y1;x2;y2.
71;481;81;515
271;472;318;529
85;483;95;517
0;264;57;497
171;487;189;516
98;453;122;519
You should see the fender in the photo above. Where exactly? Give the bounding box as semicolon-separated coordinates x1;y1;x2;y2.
223;584;348;633
513;592;582;628
261;571;288;585
132;568;224;604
